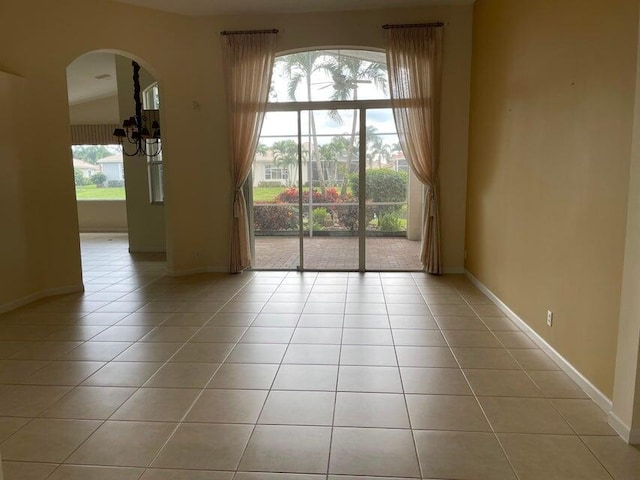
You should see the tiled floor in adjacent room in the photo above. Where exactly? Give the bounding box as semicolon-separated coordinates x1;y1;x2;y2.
0;233;639;479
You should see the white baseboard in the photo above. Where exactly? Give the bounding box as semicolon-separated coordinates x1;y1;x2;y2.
79;228;128;233
464;269;613;414
608;411;640;444
128;247;166;253
0;284;84;314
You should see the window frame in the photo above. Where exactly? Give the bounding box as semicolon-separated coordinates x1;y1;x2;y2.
143;82;164;205
71;144;126;202
264;163;290;181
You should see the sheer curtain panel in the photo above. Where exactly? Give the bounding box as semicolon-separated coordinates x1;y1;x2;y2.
222;31;277;273
384;26;443;274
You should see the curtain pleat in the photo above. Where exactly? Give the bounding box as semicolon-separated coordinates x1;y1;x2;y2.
384;27;443;274
222;32;277;273
71;124;120;145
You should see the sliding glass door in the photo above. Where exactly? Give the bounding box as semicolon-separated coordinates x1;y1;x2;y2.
251;102;421;272
301;109;360;270
252;111;300;270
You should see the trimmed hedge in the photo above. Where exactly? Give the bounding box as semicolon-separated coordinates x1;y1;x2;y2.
254;205;299;231
349;168;407;216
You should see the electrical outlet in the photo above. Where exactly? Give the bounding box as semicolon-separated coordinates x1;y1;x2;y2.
546;310;553;327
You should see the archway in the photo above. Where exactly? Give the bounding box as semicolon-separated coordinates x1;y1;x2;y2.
66;51;167;278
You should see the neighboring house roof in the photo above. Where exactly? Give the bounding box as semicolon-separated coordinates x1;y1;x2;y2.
255;151;275;163
72;158;100;170
97;153;124;164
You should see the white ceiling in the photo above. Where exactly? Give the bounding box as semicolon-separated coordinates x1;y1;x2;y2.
107;0;473;16
67;52;118;105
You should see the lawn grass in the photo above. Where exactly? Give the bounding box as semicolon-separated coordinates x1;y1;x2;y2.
76;185;126;200
252;187;287;202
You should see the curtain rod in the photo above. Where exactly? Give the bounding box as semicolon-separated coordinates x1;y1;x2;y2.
220;29;279;36
382;22;444;29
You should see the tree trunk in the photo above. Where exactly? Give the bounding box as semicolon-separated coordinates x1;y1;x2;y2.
340;87;359;198
306;79;326;194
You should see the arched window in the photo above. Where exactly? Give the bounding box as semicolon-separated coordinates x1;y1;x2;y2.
269;49;389;103
143;82;160;109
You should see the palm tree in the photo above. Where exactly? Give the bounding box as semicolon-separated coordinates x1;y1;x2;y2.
390;142;405;171
276;52;334;193
256;143;269;157
272;140;300;187
366;126;392;168
318;136;351;184
324;54;388;196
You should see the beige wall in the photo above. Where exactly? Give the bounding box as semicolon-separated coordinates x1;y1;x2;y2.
466;0;639;398
612;4;640;441
69;94;119;125
0;72;36;309
213;7;473;272
0;67;82;311
1;0;204;296
77;201;127;232
0;0;474;299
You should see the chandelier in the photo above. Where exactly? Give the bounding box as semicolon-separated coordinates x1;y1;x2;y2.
113;61;161;157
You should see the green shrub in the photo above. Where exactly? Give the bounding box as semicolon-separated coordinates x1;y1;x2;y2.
351;168;408;202
108;180;125;188
305;207;330;232
91;173;107;187
348;173;359;196
350;169;408;217
336;204;359;231
379;212;401;232
313;207;329;225
254;205;299;231
334;202;375;232
74;169;87;186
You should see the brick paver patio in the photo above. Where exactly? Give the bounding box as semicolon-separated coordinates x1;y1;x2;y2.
254;236;423;271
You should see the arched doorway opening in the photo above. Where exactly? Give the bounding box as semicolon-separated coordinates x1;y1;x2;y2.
66;51;167;280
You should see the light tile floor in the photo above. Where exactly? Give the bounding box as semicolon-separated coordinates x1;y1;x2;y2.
0;233;639;479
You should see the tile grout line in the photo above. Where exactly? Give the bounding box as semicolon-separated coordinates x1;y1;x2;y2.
386;274;425;480
447;278;525;480
230;271;316;479
1;257;626;480
137;271;283;478
324;272;350;479
458;280;617;477
39;272;259;477
35;244;174;480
